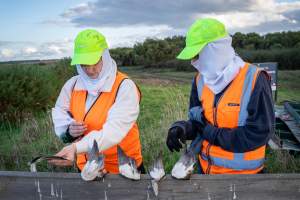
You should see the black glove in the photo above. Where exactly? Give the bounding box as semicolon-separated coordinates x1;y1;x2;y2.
166;120;195;152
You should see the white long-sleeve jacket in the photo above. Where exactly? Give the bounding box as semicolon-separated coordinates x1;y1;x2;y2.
51;75;140;154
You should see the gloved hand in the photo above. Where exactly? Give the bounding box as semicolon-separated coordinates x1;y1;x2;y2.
166;124;185;152
166;120;196;152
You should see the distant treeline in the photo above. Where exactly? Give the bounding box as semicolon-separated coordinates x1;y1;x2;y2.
110;31;300;70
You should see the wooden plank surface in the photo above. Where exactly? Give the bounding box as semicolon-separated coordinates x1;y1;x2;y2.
0;171;300;200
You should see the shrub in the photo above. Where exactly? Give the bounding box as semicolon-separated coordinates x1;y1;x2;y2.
145;59;195;71
237;48;300;70
0;59;75;122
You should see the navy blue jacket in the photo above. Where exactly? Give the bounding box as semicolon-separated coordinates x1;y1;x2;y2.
189;72;275;153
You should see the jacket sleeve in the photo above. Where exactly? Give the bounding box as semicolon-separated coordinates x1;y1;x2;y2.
189;75;201;109
75;79;140;153
51;77;77;143
201;72;275;153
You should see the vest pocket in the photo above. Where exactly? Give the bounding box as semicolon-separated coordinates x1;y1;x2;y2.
223;103;241;112
218;105;240;128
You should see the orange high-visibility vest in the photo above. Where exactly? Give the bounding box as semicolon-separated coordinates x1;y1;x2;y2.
70;71;143;173
195;63;266;174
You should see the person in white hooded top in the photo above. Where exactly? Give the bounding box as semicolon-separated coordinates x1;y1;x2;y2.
50;29;144;173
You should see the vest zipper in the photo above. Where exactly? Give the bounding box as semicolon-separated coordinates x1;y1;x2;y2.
83;92;101;121
213;94;225;127
82;92;100;164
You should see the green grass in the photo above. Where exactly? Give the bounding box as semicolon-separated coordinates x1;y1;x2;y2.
1;66;300;173
137;84;190;172
277;70;300;103
0;114;72;172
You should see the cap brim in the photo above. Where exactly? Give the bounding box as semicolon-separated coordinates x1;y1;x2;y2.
176;43;207;60
71;49;104;65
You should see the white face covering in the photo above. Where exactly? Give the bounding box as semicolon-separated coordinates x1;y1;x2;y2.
191;36;245;94
76;49;117;96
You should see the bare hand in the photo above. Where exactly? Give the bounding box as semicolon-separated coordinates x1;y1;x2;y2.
48;144;76;166
69;121;87;137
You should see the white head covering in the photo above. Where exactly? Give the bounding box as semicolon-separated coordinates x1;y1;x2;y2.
76;49;117;96
191;36;245;94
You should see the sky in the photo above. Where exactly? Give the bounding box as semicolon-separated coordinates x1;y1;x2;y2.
0;0;299;61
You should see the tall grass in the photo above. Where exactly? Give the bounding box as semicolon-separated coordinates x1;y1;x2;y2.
265;149;300;173
138;84;190;172
0;112;75;172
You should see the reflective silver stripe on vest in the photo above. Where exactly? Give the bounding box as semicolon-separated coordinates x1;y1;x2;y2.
201;153;264;170
196;74;204;101
238;65;258;126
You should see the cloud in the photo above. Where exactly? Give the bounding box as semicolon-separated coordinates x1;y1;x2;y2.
62;0;251;28
283;7;300;22
99;25;179;48
275;1;300;13
40;3;94;26
41;19;71;26
0;39;73;61
61;3;94;18
59;0;300;33
195;12;283;29
0;49;15;59
0;41;35;47
0;41;14;47
22;47;38;55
